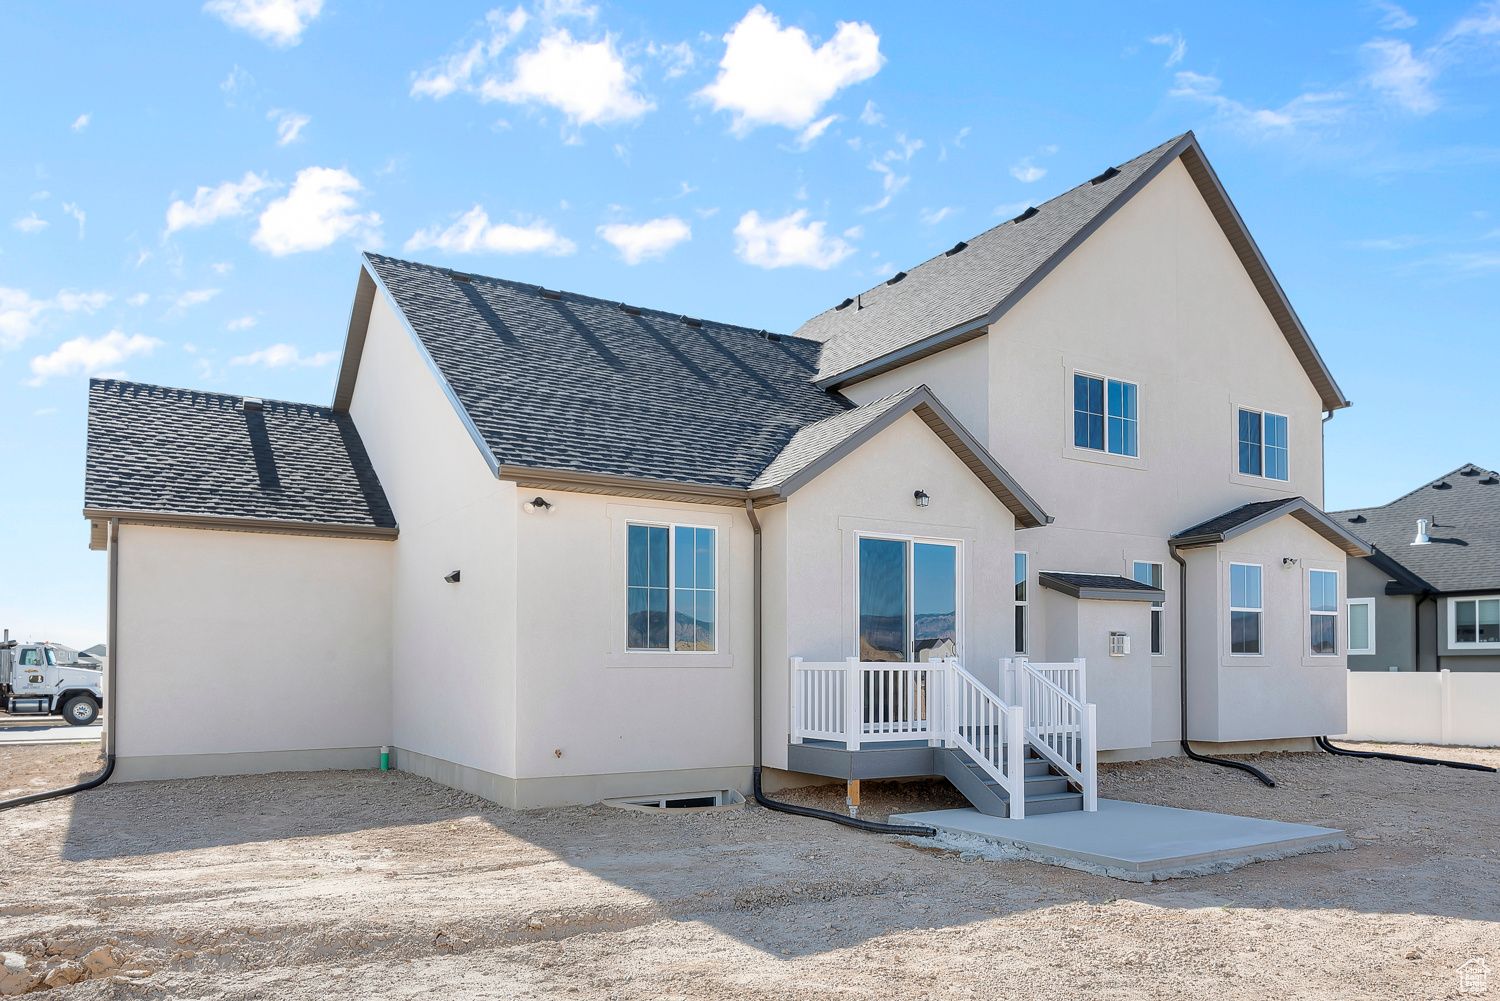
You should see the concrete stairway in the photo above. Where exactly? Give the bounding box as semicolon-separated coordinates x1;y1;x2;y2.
939;746;1083;818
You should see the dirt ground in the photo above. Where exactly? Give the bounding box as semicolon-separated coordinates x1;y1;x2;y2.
1;741;1498;999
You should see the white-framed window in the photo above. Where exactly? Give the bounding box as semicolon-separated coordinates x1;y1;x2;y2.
626;522;717;652
1074;374;1138;457
1014;551;1029;654
1310;569;1338;656
1229;562;1263;655
1238;409;1288;481
1347;598;1375;655
1449;596;1500;649
856;533;960;663
1132;561;1164;655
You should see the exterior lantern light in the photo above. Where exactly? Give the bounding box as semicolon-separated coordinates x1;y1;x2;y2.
444;570;461;584
523;496;554;513
914;490;930;508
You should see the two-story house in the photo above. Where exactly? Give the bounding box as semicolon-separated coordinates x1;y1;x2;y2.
83;132;1369;814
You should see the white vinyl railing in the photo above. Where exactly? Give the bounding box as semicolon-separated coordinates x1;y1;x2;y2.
943;659;1028;819
1006;657;1097;811
791;658;943;750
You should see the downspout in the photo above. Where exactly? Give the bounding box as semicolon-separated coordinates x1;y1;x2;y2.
744;500;934;838
1169;543;1276;787
1321;410;1333;508
0;518;118;813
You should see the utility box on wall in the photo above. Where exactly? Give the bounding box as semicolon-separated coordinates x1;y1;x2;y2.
1109;632;1130;657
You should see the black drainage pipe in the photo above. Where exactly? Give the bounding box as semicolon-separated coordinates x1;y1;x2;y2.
1316;735;1497;773
754;768;937;839
0;755;116;813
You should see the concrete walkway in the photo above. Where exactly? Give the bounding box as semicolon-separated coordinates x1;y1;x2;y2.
0;723;101;745
891;799;1349;880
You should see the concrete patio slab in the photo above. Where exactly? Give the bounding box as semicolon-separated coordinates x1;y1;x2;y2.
890;799;1350;881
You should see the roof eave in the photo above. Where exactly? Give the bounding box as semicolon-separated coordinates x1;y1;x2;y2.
82;507;399;541
1172;498;1371;557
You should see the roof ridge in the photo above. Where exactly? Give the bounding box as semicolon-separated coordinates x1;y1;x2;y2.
1327;463;1494;514
89;377;333;414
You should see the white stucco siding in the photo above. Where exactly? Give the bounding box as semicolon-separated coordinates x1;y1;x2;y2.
114;524;392;762
840;336;990;442
347;291;518;779
512;492;754;788
1036;589;1153;751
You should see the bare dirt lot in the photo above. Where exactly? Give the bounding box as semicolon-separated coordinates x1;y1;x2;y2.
2;741;1498;999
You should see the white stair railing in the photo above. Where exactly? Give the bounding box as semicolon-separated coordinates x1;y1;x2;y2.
942;658;1027;819
790;658;943;750
1007;658;1097;811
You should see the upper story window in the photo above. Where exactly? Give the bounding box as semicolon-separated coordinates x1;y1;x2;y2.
858;535;959;663
1132;561;1164;655
1310;569;1338;656
1229;562;1263;655
1450;597;1500;648
1074;374;1137;457
1014;552;1029;654
627;523;716;652
1238;409;1288;481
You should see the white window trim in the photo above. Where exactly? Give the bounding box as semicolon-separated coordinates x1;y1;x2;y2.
1231;404;1292;488
1132;560;1166;657
1346;597;1376;656
853;531;964;663
1228;561;1265;658
1446;595;1500;650
624;519;720;655
1062;365;1148;471
1015;550;1029;656
1308;568;1339;657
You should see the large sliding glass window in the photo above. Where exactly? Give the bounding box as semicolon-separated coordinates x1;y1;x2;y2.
1230;563;1263;655
627;523;716;652
858;536;959;662
1310;569;1338;656
1074;374;1138;456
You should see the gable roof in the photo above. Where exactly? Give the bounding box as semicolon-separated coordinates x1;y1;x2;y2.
1171;496;1370;557
84;379;396;538
1039;572;1165;601
749;385;1050;527
1329;464;1500;593
795;133;1349;413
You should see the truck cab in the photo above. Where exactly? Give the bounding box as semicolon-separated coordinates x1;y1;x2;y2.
0;639;104;725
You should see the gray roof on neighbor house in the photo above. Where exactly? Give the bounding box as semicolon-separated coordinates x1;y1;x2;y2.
1330;464;1500;594
1038;572;1165;601
1172;496;1371;557
794;132;1349;413
349;253;851;492
85;379;396;535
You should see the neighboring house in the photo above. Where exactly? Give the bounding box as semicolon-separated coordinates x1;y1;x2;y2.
82;132;1369;811
1331;464;1500;673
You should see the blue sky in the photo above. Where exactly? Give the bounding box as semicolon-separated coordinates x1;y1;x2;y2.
3;1;1498;644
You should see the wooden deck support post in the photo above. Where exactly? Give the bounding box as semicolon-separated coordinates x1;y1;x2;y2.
846;779;860;818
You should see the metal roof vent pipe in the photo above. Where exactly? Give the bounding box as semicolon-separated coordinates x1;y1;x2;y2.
1412;518;1431;545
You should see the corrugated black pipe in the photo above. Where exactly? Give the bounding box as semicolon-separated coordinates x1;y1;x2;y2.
1316;735;1496;773
0;755;115;812
743;501;936;839
1170;544;1276;787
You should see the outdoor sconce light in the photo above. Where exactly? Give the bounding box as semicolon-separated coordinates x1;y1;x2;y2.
1282;557;1299;566
444;570;461;584
523;496;554;513
914;490;930;507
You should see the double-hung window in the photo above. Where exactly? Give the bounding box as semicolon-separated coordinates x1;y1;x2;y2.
1014;552;1029;654
1229;563;1263;655
1451;597;1500;647
1238;409;1288;480
858;536;959;663
1347;598;1375;655
1310;570;1338;655
1132;561;1164;655
626;523;716;652
1074;374;1138;456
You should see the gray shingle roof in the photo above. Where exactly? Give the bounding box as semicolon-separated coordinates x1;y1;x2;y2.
749;386;920;490
361;253;851;490
1330;464;1500;593
1038;572;1165;601
85;380;396;533
1172;496;1370;557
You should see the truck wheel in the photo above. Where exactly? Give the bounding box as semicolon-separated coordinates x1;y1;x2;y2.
61;696;99;726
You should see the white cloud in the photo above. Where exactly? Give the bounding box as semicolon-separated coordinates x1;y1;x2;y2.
698;5;884;135
483;29;653;125
859;100;883;126
30;190;49;201
12;213;47;234
227;315;258;329
404;205;575;256
733;209;854;269
71;113;91;131
598;216;691;264
1362;39;1439;112
793;114;837;149
412;7;529;99
861;159;908;213
649;40;695;78
165;172;271;235
1010;157;1046;183
536;0;597;21
0;287;110;349
269;109;311;145
886;132;923;162
920;206;955;226
126;293;150;306
1444;1;1500;40
203;0;323;47
28;330;161;384
953;126;970;147
1148;31;1186;67
1169;71;1348;131
170;289;221;311
1375;1;1418;29
62;202;85;239
253;167;380;256
230;342;337;368
221;65;253;94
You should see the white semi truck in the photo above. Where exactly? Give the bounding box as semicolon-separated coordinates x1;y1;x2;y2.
0;631;104;725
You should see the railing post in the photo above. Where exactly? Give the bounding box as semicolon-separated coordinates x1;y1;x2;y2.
1082;702;1098;812
845;656;862;751
1007;703;1025;820
1015;657;1031;738
789;657;803;744
1001;657;1013;705
1074;657;1087;706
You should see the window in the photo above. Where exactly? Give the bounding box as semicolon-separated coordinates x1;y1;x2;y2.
1014;552;1029;654
626;523;716;652
1238;409;1288;481
858;535;959;663
1229;563;1263;655
1074;374;1138;456
1133;561;1164;655
1310;570;1338;656
18;648;39;667
1450;597;1500;648
1347;598;1375;655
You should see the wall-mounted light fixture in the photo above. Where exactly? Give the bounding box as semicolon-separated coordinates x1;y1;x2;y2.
914;490;929;508
1282;557;1299;567
523;496;554;513
444;570;461;584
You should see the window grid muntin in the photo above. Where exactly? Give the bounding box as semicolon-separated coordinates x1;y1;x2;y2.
1310;569;1338;656
1229;562;1263;655
1073;375;1104;451
1107;380;1138;457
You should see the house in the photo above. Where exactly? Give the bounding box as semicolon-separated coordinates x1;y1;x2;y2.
82;132;1370;813
1331;464;1500;672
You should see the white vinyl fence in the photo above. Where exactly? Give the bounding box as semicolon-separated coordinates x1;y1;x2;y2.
1342;670;1500;747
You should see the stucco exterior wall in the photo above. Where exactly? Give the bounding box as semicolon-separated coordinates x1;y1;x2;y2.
840;336;990;445
1034;591;1153;751
1345;555;1413;671
113;524;393;776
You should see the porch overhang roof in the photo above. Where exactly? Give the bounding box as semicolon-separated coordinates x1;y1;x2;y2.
1039;571;1165;601
1171;496;1371;557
